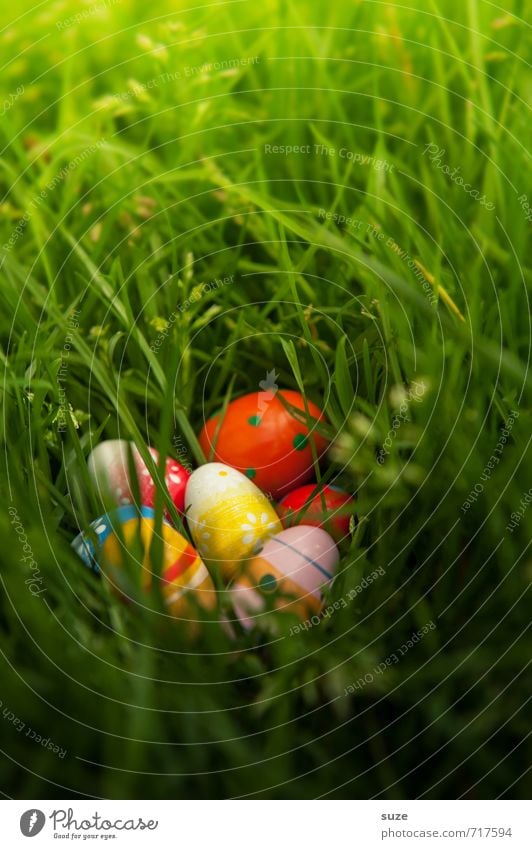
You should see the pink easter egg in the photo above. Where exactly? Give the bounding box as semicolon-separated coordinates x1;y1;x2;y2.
230;525;340;629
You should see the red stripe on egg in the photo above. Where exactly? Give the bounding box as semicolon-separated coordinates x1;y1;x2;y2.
163;544;199;583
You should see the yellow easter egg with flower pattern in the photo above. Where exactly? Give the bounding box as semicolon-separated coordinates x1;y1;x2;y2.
185;463;282;579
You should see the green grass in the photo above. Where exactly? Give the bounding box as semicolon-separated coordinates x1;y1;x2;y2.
0;0;530;799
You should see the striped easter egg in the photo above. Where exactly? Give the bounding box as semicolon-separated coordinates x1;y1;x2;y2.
72;505;215;620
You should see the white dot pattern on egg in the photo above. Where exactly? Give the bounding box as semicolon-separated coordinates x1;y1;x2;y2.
71;509;123;573
185;462;282;577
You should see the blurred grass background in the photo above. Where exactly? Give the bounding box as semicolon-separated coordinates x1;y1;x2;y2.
0;0;530;798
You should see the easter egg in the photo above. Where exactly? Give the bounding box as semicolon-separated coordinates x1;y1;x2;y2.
198;389;329;499
277;484;355;542
185;462;282;579
87;439;190;516
72;505;215;619
230;525;339;629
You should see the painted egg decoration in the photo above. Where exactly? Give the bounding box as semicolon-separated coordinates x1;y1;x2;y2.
198;389;329;499
87;439;190;516
72;505;216;619
229;525;340;630
185;462;282;579
277;484;355;542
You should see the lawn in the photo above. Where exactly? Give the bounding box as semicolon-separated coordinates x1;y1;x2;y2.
0;0;530;799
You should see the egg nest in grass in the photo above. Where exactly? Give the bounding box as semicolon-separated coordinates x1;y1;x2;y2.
198;389;329;499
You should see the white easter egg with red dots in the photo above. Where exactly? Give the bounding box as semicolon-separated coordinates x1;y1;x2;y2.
87;439;190;516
